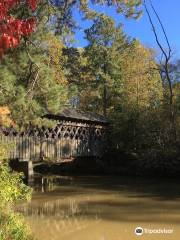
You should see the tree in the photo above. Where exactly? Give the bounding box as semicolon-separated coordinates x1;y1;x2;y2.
83;14;128;116
52;0;142;30
0;33;68;127
144;0;175;135
0;0;37;57
120;40;162;112
62;46;95;108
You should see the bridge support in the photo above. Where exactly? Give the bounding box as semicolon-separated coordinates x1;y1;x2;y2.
27;160;34;184
9;159;34;183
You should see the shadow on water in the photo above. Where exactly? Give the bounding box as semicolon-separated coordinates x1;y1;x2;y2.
32;174;180;200
16;175;180;225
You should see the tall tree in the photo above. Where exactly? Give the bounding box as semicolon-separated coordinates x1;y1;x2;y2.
111;40;163;149
83;14;128;116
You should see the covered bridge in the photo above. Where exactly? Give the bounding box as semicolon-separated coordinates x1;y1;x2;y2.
0;108;108;163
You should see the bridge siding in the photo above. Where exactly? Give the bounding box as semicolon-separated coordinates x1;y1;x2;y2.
0;134;103;162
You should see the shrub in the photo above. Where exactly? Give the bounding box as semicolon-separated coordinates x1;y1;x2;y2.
0;141;34;240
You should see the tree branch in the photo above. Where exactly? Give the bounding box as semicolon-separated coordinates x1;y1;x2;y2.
149;0;171;59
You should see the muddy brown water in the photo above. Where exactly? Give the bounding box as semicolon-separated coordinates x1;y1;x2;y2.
16;175;180;240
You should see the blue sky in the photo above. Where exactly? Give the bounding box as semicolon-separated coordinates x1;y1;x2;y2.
73;0;180;59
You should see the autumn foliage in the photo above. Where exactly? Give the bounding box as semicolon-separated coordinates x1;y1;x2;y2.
0;0;37;57
0;106;13;126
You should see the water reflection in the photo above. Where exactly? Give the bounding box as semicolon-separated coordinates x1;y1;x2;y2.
16;175;180;240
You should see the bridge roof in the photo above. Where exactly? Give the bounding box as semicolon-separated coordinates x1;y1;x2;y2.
44;108;108;124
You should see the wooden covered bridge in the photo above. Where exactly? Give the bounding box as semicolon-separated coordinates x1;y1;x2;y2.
0;109;107;179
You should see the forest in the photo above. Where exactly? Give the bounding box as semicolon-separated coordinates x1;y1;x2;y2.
0;0;180;239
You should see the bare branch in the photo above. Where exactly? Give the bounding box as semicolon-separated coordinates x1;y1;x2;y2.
24;41;40;100
149;0;172;58
143;0;168;61
144;0;175;133
26;69;40;100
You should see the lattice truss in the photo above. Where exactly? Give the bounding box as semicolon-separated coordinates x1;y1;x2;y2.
0;121;106;141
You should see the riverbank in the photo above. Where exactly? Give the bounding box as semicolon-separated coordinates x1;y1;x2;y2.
32;152;180;178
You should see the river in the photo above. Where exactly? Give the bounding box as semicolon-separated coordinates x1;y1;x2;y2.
16;175;180;240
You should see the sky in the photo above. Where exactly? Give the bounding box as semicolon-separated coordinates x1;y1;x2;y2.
73;0;180;60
